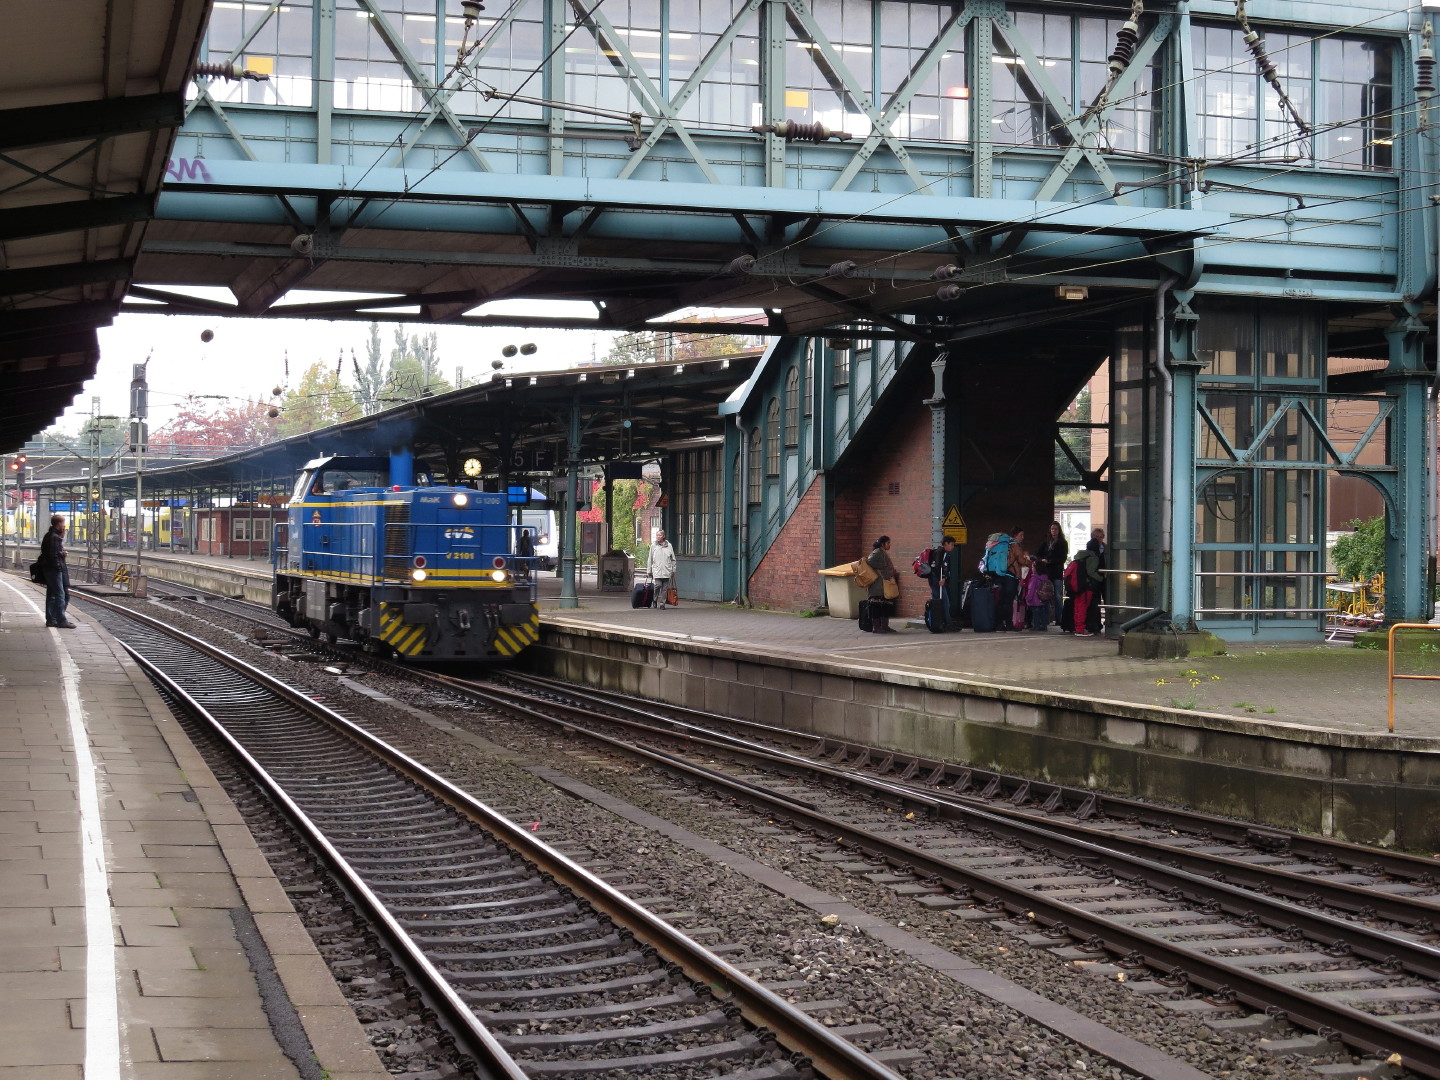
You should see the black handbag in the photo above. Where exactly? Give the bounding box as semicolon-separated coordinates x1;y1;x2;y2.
29;560;44;583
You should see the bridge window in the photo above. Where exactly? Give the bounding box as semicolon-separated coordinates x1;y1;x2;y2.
991;11;1156;153
566;0;663;119
673;0;760;128
673;447;720;557
878;2;966;142
765;399;781;476
1197;26;1392;170
202;0;314;107
784;369;800;448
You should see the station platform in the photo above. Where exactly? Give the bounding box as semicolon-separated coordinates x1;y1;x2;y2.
46;545;1440;741
0;573;387;1080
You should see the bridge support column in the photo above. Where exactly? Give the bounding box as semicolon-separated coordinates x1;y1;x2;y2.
559;398;581;610
1382;309;1431;623
1166;297;1203;632
927;347;949;542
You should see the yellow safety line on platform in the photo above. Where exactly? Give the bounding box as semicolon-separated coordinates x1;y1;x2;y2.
1387;623;1440;733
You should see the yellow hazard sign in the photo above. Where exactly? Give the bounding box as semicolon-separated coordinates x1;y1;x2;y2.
942;505;967;544
112;565;130;588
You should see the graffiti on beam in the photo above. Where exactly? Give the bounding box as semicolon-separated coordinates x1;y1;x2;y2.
166;158;213;183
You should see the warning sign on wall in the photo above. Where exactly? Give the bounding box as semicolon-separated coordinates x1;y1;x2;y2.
942;505;967;544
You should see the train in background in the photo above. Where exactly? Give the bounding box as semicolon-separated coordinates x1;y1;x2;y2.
272;451;541;661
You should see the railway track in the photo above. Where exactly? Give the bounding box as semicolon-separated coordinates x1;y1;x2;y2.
379;670;1440;1079
78;594;907;1080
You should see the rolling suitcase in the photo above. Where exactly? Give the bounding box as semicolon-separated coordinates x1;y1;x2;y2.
1059;596;1075;633
924;597;946;633
631;582;655;609
969;581;997;632
857;599;874;632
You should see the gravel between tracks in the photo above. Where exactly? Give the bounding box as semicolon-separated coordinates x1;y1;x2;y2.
133;599;1337;1080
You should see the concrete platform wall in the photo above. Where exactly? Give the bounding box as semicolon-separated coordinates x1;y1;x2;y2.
528;625;1440;852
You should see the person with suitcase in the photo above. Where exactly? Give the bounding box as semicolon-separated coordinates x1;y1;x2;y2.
649;530;676;608
864;536;900;633
924;537;955;632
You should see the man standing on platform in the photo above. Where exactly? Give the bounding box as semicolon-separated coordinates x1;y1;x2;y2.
650;529;676;608
40;514;76;629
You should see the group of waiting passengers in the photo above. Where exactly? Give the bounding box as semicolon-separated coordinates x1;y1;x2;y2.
860;522;1109;635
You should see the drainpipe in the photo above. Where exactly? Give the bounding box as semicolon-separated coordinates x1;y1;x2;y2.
1120;276;1178;634
736;412;751;606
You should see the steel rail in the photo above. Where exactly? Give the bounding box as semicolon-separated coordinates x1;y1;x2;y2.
444;679;1440;1078
80;593;907;1080
113;639;531;1080
465;679;1440;930
502;672;1440;886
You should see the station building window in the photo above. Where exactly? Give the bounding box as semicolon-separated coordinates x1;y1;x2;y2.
748;427;763;502
1196;25;1392;170
672;447;720;557
784;368;800;448
765;399;781;476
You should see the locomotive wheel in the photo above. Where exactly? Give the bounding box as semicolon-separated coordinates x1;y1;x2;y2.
307;623;319;639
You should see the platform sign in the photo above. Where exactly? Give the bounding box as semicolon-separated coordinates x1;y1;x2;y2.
942;505;968;544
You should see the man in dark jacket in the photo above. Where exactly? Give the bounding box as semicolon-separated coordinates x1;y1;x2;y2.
40;514;76;628
927;537;956;630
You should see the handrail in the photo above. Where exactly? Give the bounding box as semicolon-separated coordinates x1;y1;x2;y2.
1386;623;1440;733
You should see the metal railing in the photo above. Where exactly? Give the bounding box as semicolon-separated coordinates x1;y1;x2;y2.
1193;570;1337;616
1387;623;1440;733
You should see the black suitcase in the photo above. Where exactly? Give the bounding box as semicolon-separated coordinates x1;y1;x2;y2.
857;599;874;632
955;579;976;628
631;582;655;609
1059;596;1075;633
924;597;946;633
969;582;997;632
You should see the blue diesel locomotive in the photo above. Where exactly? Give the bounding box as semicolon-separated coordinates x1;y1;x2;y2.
272;451;540;661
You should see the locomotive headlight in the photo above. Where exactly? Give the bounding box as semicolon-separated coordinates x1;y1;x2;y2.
452;492;470;507
411;569;428;582
538;534;550;545
492;569;507;582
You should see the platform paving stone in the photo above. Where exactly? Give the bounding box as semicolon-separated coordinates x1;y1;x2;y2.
0;579;389;1080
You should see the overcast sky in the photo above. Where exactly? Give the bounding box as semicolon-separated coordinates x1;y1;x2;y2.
60;296;622;435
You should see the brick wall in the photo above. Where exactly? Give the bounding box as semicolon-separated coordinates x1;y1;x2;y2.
747;481;825;610
748;395;937;618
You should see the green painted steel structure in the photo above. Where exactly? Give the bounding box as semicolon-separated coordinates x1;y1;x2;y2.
137;0;1438;638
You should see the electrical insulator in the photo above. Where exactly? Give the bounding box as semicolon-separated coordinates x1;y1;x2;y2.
936;284;966;302
749;120;852;143
520;343;536;355
725;254;756;276
1108;19;1138;77
502;345;518;358
826;260;858;279
931;263;963;281
1417;34;1436;101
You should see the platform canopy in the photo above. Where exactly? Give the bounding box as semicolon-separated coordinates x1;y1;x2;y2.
37;352;761;498
0;0;209;453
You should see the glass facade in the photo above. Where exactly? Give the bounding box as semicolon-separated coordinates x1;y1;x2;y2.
1194;300;1328;628
196;0;1399;181
784;368;800;447
1110;324;1152;621
1197;24;1392;169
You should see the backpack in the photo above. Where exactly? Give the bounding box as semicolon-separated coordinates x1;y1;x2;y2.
912;547;934;578
1037;578;1055;603
1083;552;1104;589
981;533;1012;577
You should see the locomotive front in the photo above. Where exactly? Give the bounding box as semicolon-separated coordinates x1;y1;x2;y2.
273;455;540;661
